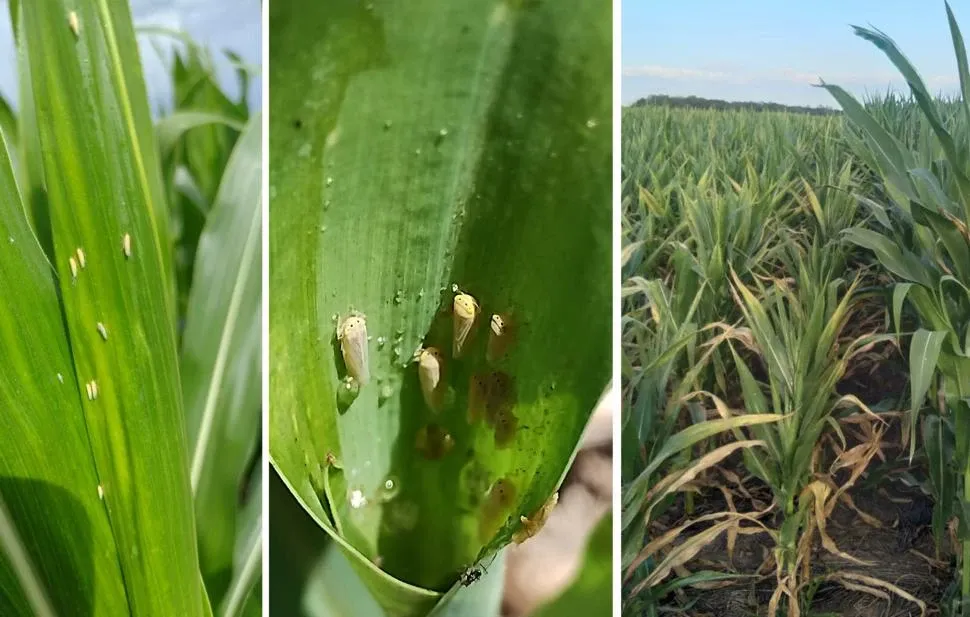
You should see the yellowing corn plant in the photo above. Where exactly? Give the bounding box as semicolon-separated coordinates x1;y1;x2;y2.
622;4;970;616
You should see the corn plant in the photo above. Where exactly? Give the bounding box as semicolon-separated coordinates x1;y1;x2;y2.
620;275;781;614
723;241;885;614
822;4;970;610
0;2;261;614
268;0;611;615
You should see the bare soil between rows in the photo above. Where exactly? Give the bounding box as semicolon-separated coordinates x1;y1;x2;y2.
672;479;952;617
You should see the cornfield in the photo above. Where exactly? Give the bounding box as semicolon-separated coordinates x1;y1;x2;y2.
622;4;970;616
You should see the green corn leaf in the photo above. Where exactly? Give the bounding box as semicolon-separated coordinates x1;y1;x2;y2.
269;0;611;613
182;115;262;607
909;329;948;458
924;415;956;550
0;128;129;615
843;228;934;288
19;1;204;613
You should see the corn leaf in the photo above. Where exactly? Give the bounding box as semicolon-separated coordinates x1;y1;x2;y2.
19;1;204;613
269;0;611;613
182;114;262;607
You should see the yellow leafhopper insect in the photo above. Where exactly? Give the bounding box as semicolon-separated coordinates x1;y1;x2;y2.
487;313;514;363
338;313;369;385
452;292;479;357
418;347;445;412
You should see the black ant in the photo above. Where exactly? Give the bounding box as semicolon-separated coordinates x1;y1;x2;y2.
459;567;482;587
458;554;497;587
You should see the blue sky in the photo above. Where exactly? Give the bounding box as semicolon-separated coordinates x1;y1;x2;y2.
622;0;964;106
0;0;261;111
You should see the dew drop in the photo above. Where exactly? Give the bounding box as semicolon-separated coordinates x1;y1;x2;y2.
379;476;400;502
379;383;394;404
337;376;360;410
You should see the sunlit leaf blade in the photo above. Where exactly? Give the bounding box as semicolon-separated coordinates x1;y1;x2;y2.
222;465;263;617
156;111;245;162
13;5;53;261
20;1;203;614
183;114;262;606
0;496;56;617
910;329;947;416
270;0;611;611
0;131;129;615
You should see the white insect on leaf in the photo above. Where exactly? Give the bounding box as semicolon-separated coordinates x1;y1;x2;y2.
96;322;108;340
90;380;99;400
338;312;369;385
76;247;86;269
69;257;78;280
68;11;79;37
452;292;479;357
417;347;444;412
123;233;132;259
97;485;103;500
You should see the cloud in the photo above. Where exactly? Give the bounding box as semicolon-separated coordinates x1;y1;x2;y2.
622;64;959;90
622;65;734;81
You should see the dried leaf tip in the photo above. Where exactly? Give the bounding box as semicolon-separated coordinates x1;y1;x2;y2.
338;312;370;385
